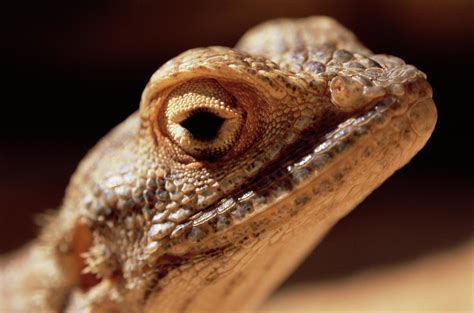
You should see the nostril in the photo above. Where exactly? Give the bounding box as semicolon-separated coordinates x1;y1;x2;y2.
180;111;225;141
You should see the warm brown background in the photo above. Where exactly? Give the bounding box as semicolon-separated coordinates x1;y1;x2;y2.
0;0;472;307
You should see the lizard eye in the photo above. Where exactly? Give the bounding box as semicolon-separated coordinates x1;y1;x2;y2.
161;79;245;160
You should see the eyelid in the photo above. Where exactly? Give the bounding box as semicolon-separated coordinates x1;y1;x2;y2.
160;79;245;160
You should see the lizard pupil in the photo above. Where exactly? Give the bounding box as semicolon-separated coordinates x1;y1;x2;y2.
180;111;225;141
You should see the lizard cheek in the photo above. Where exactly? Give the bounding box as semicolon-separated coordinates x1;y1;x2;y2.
160;78;245;160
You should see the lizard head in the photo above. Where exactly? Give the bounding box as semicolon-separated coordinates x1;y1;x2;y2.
60;18;437;312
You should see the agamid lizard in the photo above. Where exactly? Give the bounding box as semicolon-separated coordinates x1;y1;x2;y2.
0;16;436;312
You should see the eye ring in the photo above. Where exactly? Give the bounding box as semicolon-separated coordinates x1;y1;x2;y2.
160;79;246;160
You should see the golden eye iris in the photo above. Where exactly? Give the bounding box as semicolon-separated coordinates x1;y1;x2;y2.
162;79;245;160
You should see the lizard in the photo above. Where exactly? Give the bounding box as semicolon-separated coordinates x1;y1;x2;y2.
0;16;437;313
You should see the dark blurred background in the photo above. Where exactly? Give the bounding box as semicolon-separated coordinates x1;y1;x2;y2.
0;0;472;290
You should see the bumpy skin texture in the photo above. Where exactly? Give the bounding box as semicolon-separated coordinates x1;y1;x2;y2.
0;16;436;313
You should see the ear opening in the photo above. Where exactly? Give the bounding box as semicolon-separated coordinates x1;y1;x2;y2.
71;221;102;290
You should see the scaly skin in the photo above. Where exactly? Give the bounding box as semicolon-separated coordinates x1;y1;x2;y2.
0;16;436;313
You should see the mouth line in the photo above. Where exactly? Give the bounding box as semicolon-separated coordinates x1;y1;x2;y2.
147;95;405;255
